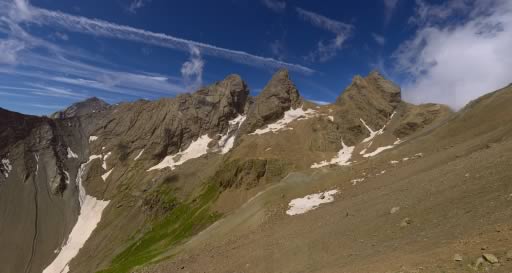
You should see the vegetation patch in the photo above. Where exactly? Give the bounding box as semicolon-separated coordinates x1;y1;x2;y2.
97;183;221;273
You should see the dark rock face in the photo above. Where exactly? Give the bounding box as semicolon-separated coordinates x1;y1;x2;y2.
239;69;302;135
51;97;109;119
0;108;82;273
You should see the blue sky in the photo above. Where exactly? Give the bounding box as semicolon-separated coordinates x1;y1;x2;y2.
1;0;512;115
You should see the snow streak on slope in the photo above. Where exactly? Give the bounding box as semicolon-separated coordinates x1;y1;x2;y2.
43;157;110;273
134;149;144;161
101;168;113;181
218;115;246;154
360;118;384;143
286;190;338;215
363;145;396;158
252;108;317;135
67;147;78;159
147;134;213;171
311;140;354;168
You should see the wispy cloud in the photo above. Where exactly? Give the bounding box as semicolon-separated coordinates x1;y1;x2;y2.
1;1;313;74
383;0;399;24
181;46;204;90
261;0;286;13
393;0;512;109
29;84;89;99
271;39;289;61
128;0;151;14
372;33;386;45
0;38;25;64
296;7;353;62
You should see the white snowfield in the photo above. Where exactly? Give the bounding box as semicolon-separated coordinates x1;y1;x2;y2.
67;147;78;159
286;190;339;215
252;107;317;135
147;134;213;171
311;140;354;168
43;156;109;273
88;136;98;142
134;149;144;161
1;158;12;178
218;115;246;154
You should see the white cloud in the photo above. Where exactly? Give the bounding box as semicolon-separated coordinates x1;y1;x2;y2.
393;0;512;110
128;0;151;14
262;0;286;13
296;7;353;62
372;33;386;45
383;0;399;24
10;0;32;21
0;1;313;74
181;46;204;90
0;39;25;64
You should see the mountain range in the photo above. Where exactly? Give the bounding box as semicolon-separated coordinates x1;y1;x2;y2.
1;70;512;273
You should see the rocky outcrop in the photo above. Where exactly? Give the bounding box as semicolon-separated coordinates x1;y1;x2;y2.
394;103;452;138
330;71;401;145
51;97;109;119
238;69;302;136
90;74;249;163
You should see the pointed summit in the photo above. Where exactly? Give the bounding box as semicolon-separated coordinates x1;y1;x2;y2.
51;97;109;119
238;69;303;135
336;71;401;117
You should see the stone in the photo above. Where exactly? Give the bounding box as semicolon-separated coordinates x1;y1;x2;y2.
453;253;463;261
482;253;499;264
400;218;412;227
506;250;512;261
390;207;400;214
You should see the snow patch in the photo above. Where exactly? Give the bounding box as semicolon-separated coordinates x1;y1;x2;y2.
286;190;339;215
360;119;385;143
134;149;144;161
64;171;70;184
251;107;317;135
218;115;246;154
402;157;409;161
67;147;78;159
148;134;212;171
43;156;109;273
88;136;98;142
102;152;111;170
101;168;113;182
363;145;396;158
328;115;334;122
1;158;12;178
311;140;354;168
390;160;399;164
351;178;365;186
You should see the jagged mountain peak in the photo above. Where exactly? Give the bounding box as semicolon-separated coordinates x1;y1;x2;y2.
336;70;401;114
258;68;302;108
238;69;303;135
51;96;109;119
